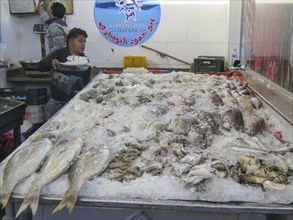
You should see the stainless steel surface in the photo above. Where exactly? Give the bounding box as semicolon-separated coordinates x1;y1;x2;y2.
242;70;293;126
19;60;40;71
9;195;293;215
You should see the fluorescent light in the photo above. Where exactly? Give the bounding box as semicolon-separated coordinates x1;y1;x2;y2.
255;0;293;4
159;0;229;5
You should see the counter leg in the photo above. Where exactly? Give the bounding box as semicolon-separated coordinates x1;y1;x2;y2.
3;203;16;220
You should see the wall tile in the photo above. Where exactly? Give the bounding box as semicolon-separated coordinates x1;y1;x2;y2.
150;22;188;42
188;21;228;43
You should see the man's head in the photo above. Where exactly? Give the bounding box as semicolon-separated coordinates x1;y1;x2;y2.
50;2;66;18
67;28;88;54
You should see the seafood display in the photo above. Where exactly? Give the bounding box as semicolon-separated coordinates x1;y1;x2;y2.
16;137;84;217
52;145;110;214
0;71;292;217
0;138;53;208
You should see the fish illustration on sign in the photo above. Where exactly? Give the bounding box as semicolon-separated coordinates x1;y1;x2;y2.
115;0;141;22
94;0;161;47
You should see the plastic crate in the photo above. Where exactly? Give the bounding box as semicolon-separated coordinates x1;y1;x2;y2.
198;56;225;61
0;88;48;105
0;88;26;102
194;56;225;72
124;56;147;68
26;88;48;105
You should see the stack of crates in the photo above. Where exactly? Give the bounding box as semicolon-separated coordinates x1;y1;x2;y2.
124;56;147;68
26;88;47;124
194;56;225;72
0;88;48;124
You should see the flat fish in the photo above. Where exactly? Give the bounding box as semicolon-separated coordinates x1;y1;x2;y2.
16;138;84;217
0;138;53;208
52;145;110;214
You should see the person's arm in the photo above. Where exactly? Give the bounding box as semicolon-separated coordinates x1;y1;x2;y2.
37;51;59;72
38;1;49;23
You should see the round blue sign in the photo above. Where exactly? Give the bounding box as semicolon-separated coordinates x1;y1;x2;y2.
94;0;161;47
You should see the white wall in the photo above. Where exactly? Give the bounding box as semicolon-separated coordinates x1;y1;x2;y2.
0;0;240;71
228;0;242;65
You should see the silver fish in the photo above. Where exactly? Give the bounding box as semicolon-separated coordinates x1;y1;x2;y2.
52;145;110;214
16;138;83;217
0;138;53;208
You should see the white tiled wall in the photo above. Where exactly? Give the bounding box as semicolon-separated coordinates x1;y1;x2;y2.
0;0;241;71
228;0;242;65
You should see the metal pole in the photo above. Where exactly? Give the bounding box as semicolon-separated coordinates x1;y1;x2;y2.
141;45;191;66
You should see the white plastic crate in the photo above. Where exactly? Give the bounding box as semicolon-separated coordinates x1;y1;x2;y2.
26;105;46;124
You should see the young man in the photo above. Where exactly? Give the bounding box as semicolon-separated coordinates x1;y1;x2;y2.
38;1;68;52
37;28;91;120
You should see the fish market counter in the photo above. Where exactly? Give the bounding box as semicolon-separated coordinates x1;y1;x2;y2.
8;195;293;220
241;70;292;129
1;70;292;220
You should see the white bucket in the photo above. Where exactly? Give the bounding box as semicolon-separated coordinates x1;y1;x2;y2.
26;104;46;124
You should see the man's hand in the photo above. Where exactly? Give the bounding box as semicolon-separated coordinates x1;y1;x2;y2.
52;59;60;70
37;0;44;13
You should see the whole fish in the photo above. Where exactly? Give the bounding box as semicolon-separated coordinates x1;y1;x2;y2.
16;138;84;217
52;145;110;214
0;138;53;208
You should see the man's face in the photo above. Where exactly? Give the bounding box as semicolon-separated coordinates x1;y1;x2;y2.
69;35;87;54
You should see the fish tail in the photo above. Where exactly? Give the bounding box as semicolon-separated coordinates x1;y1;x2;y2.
16;187;41;217
15;199;29;218
52;197;68;214
52;190;79;214
0;191;12;208
67;192;79;214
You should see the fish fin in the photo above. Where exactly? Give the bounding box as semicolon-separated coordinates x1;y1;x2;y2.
0;191;12;208
52;191;79;214
16;187;41;217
